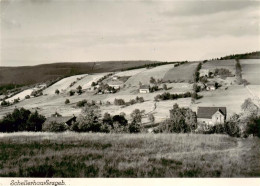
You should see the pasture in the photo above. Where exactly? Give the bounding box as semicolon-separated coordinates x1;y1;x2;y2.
0;132;259;177
113;68;147;77
43;74;87;95
125;64;176;86
240;59;260;85
191;85;253;118
5;89;34;103
68;73;109;90
201;60;236;74
163;62;199;83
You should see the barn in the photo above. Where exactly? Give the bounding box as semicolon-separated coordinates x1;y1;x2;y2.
43;115;77;128
139;85;150;93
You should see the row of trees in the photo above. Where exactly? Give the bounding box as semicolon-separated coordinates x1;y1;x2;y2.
114;97;145;106
67;106;144;133
154;92;199;101
235;59;249;85
193;63;202;83
0;108;46;132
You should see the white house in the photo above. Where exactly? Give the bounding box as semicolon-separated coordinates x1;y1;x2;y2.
197;107;226;126
206;82;216;91
139;85;150;93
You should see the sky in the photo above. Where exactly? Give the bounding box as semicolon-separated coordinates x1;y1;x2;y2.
0;0;260;66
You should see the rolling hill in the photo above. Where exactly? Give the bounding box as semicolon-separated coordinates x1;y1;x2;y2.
0;60;163;86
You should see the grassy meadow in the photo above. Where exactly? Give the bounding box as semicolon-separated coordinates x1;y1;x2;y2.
0;132;259;177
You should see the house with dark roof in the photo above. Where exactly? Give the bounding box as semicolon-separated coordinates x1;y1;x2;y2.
139;85;150;93
197;107;226;125
43;115;76;128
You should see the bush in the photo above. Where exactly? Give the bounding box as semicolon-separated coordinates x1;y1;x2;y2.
206;124;226;134
149;85;159;92
69;90;75;96
13;98;20;104
55;89;60;94
77;99;88;107
128;121;141;133
91;82;97;87
1;100;10;106
136;96;144;103
76;85;82;95
150;77;156;84
224;121;240;137
114;98;125;106
193;84;200;93
112;115;128;126
245;116;260;138
31;90;43;97
65;99;70;104
42;121;68;132
25;95;30;99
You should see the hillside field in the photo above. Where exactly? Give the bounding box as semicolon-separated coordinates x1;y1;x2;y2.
125;64;176;86
0;132;259;177
201;59;236;74
240;59;260;85
0;61;161;86
163;62;199;82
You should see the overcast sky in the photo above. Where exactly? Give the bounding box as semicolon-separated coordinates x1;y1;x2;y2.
1;0;260;66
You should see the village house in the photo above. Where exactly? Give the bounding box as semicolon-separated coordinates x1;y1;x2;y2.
197;107;227;126
112;76;119;80
43;115;77;128
108;82;123;90
139;85;150;93
206;82;216;91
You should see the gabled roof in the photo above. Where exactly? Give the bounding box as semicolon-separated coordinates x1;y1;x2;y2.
43;116;76;126
139;85;150;89
206;82;216;86
197;107;226;119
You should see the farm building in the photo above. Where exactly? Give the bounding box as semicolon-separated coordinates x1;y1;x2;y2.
197;107;226;126
112;76;119;80
199;69;210;77
206;82;216;91
139;85;150;93
43;115;76;128
107;80;124;89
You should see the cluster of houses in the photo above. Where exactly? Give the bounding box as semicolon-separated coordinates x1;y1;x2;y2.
43;106;227;131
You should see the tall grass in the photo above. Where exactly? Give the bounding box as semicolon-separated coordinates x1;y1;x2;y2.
0;132;259;177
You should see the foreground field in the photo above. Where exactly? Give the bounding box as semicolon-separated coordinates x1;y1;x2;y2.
0;133;259;177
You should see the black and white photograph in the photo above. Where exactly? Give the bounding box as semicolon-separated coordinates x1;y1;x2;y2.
0;0;260;184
